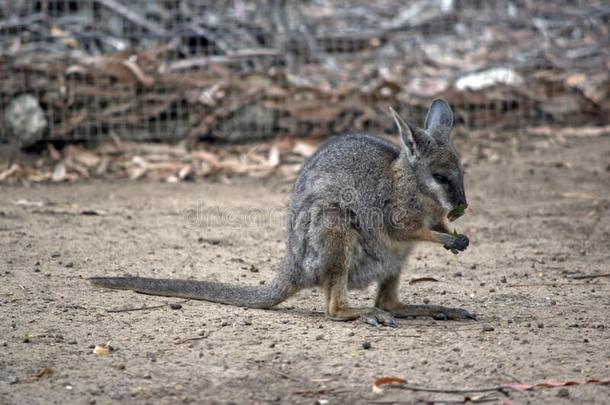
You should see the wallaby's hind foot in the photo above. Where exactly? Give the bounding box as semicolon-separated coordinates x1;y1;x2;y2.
381;303;476;321
376;275;476;321
327;306;397;327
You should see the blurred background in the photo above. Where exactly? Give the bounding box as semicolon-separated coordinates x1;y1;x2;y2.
0;0;609;182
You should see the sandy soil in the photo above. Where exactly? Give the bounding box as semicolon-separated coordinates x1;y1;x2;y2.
1;133;609;404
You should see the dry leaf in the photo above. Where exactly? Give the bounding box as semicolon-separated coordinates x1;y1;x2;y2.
178;165;192;180
93;342;113;356
52;162;67;182
0;164;20;181
13;199;45;207
29;367;54;381
268;146;281;167
292;141;318;157
373;377;407;393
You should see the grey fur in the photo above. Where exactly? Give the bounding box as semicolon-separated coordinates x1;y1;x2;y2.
90;99;473;321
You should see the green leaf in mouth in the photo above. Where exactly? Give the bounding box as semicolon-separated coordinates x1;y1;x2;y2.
448;203;468;221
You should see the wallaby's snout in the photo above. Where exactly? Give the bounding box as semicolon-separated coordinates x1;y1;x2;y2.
447;178;467;221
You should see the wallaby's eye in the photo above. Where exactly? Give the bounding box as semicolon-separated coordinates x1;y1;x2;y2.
433;174;449;184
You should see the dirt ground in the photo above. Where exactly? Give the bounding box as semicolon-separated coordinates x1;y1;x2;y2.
1;132;609;405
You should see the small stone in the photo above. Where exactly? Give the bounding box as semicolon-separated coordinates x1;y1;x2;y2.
9;376;19;385
537;322;544;329
315;334;324;341
169;303;182;310
479;282;486;286
51;252;61;258
269;343;276;348
221;320;229;327
550;300;557;305
362;341;372;350
33;268;40;273
482;325;494;332
500;276;507;283
423;298;430;304
470;264;477;270
65;262;74;268
453;272;463;277
348;331;355;337
583;338;589;343
557;388;570;398
243;318;252;326
116;363;126;370
23;337;30;343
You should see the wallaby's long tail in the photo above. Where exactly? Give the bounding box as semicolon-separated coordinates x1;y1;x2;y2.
89;270;297;309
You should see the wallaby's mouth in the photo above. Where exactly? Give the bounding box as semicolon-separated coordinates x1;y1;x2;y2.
448;203;468;222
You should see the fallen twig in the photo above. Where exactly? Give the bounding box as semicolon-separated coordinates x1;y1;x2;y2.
408;277;439;285
370;394;499;404
106;300;187;313
365;334;421;338
175;335;207;344
506;283;603;287
570;273;610;280
384;384;512;396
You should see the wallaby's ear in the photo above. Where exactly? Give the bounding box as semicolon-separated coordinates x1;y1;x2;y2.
390;107;428;162
424;99;453;140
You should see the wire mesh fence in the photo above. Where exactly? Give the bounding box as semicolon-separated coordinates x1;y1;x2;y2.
1;0;609;147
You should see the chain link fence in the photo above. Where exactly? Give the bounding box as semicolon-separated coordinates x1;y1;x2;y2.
1;0;609;148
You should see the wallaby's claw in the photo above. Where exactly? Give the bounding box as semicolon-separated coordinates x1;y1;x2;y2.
432;307;476;321
444;234;469;254
360;309;397;328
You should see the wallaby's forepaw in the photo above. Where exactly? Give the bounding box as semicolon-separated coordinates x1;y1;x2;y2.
444;234;469;254
432;307;477;321
360;309;398;328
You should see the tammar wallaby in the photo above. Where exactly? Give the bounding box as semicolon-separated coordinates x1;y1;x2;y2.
90;99;474;326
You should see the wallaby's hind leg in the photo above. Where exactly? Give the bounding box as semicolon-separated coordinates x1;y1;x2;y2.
318;226;396;327
324;276;397;327
376;274;476;320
